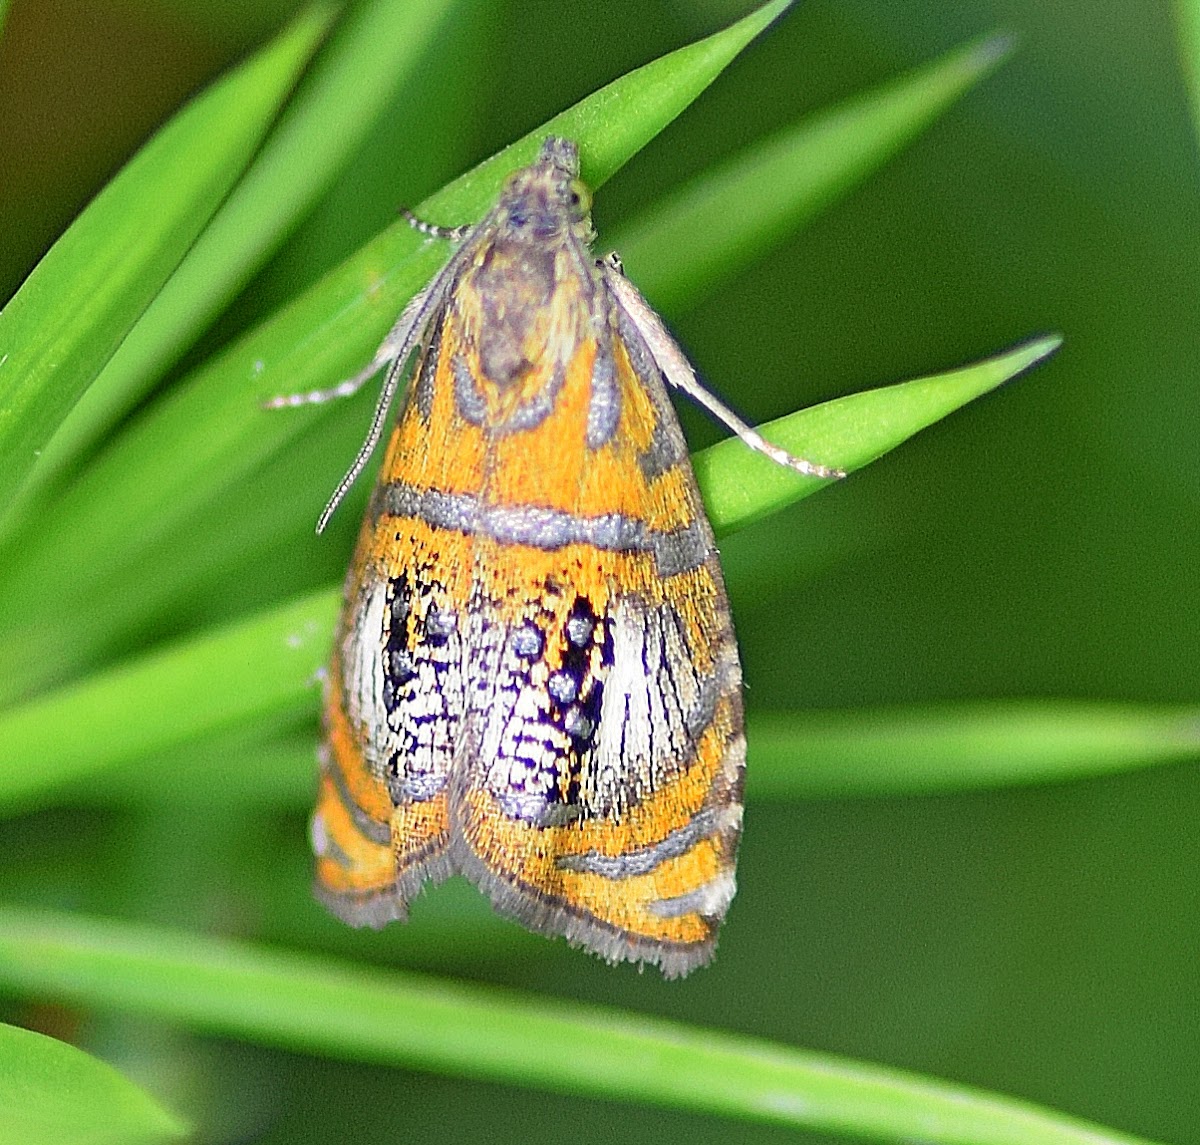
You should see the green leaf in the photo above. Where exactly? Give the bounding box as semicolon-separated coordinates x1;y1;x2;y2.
96;717;322;810
0;1021;187;1145
32;0;465;499
0;2;335;522
0;588;335;816
1173;0;1200;145
0;342;1058;815
694;335;1062;532
0;0;799;702
0;909;1162;1145
613;32;1013;311
746;701;1200;797
407;0;797;222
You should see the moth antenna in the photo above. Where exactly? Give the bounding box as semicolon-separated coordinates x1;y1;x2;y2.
316;353;408;533
262;359;385;410
311;268;459;532
401;208;472;243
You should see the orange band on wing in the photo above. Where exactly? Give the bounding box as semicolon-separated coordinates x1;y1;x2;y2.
312;773;395;896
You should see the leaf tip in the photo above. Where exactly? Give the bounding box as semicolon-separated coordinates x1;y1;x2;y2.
1016;331;1065;371
970;29;1020;72
978;331;1063;395
728;0;795;46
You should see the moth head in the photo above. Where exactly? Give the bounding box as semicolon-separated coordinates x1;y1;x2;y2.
497;136;593;244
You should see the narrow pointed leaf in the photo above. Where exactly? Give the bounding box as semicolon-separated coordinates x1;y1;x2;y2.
0;3;335;519
746;701;1200;797
694;335;1062;532
1173;0;1200;147
80;698;1200;811
0;1022;187;1145
403;0;795;222
614;33;1013;311
0;909;1163;1145
94;718;334;809
0;589;336;815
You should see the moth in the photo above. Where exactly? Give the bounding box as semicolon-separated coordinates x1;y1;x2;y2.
271;136;841;976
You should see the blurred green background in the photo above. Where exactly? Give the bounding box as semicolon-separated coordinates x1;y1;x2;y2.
1;0;1197;1142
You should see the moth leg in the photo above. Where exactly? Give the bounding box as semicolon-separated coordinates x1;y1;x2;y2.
311;266;462;532
600;255;846;481
268;208;475;527
263;276;442;412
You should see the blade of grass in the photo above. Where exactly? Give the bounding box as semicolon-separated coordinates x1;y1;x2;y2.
1172;0;1200;148
0;1021;188;1145
29;0;466;503
413;0;796;226
0;0;797;700
0;2;336;521
0;341;1059;814
0;908;1164;1145
695;335;1062;531
0;588;336;816
98;715;321;809
747;701;1200;796
613;32;1013;311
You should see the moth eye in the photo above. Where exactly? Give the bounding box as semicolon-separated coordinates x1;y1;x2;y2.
567;179;591;215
